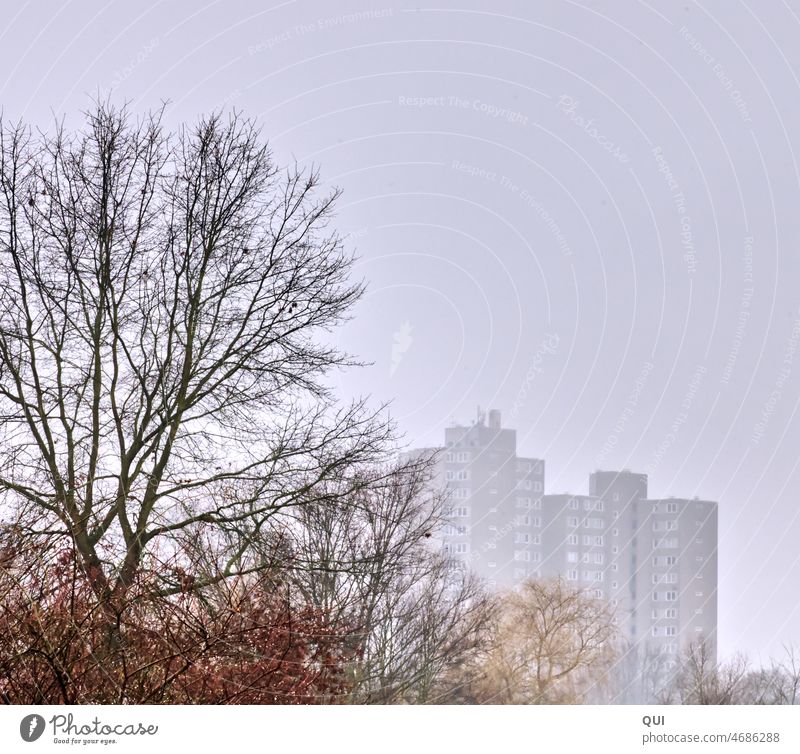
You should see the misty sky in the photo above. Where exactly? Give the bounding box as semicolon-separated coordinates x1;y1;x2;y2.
2;0;800;661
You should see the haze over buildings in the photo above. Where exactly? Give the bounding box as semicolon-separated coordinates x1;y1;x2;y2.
408;408;718;687
1;0;797;662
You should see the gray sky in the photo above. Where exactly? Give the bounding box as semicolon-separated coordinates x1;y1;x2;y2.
3;0;800;661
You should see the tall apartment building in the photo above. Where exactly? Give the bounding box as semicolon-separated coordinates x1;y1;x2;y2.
438;409;545;589
414;409;718;692
539;494;610;600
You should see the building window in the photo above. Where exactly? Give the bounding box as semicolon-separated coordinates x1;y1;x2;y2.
567;516;579;527
516;497;531;508
534;481;543;492
612;546;619;554
652;521;678;532
653;556;677;567
653;591;677;602
567;534;579;545
532;517;541;527
665;626;677;636
452;507;470;518
667;502;679;513
532;535;541;545
567;570;578;581
654;537;678;549
514;551;530;562
570;499;580;510
666;608;677;619
518;479;532;490
515;533;530;544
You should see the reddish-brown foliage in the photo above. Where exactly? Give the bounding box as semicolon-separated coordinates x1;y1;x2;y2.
0;536;354;704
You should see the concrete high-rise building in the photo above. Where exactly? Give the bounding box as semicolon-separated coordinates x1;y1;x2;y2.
411;409;545;588
539;494;610;600
411;410;718;696
634;497;718;661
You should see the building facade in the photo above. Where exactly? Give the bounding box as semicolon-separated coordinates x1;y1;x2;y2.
414;409;718;684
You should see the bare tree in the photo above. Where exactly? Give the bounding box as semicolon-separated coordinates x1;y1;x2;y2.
285;454;493;704
672;640;748;704
445;577;619;704
0;102;394;615
664;641;800;705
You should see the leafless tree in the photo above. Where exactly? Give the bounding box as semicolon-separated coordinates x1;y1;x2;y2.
664;640;800;705
443;577;619;704
0;102;394;618
284;453;494;703
671;639;748;704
